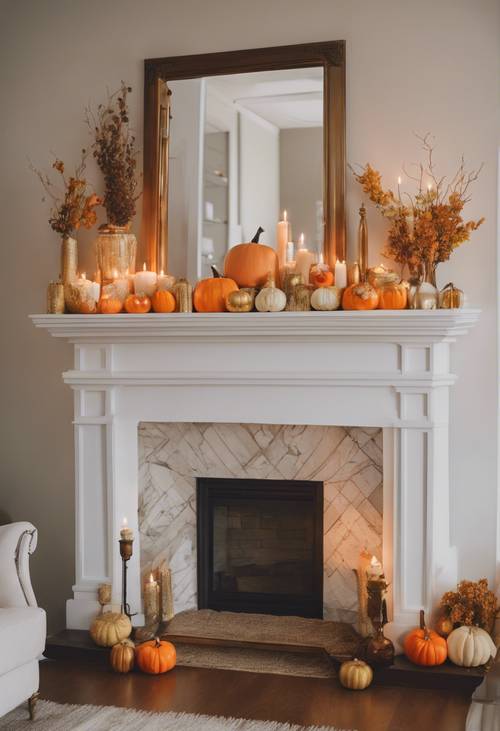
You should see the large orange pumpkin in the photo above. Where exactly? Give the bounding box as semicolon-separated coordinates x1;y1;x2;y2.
193;266;238;313
224;227;279;288
377;282;408;310
342;283;379;310
135;637;176;674
403;610;447;666
152;289;176;313
124;294;152;314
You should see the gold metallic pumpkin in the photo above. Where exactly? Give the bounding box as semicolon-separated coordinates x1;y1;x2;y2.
339;659;373;690
225;289;253;313
439;282;464;309
90;611;132;647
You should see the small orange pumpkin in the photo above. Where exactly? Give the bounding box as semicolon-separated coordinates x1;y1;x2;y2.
224;227;279;288
99;294;123;314
152;289;176;313
310;268;334;288
403;610;447;666
193;266;238;313
135;637;176;674
124;294;152;314
342;282;379;310
377;282;408;310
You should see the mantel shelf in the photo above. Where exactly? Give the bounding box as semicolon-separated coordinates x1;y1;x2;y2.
30;309;481;344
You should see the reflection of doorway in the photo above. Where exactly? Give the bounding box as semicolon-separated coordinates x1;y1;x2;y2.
202;131;229;277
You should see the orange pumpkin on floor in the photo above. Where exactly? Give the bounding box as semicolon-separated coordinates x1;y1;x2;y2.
224;227;279;288
124;294;152;314
193;266;238;313
342;282;379;310
403;610;447;666
377;282;408;310
152;289;176;313
136;637;176;674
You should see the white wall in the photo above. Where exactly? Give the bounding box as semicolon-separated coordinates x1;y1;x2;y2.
280;127;323;250
0;0;498;632
239;111;280;246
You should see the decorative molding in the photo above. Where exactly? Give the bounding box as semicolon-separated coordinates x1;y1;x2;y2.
31;310;481;343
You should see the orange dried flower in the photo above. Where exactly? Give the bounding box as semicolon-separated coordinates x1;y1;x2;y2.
441;579;498;630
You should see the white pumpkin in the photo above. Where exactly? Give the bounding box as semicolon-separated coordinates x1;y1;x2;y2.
339;659;373;690
311;286;341;311
255;276;286;312
447;626;496;667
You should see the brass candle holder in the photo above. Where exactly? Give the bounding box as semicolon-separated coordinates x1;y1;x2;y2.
366;574;395;666
119;538;134;621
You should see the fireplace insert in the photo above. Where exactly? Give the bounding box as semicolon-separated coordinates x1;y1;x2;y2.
197;477;323;618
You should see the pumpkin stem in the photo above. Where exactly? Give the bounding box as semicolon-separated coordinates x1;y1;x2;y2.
154;636;161;647
419;609;425;630
210;265;221;278
251;226;264;243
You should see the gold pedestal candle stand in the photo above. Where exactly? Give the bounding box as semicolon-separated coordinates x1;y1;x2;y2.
119;538;135;621
366;574;395;666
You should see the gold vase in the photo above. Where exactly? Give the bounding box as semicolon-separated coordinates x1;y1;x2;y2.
61;236;78;284
173;279;193;312
95;224;137;284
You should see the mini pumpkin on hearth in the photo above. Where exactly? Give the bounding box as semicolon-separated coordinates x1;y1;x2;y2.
403;610;447;666
110;639;135;673
193;266;238;313
224;227;279;288
90;611;132;647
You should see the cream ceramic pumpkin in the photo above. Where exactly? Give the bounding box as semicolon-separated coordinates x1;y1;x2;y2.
339;659;373;690
90;611;132;647
310;286;341;311
447;626;496;667
255;275;286;312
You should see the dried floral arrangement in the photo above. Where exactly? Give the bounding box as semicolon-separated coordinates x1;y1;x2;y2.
87;82;141;227
441;579;498;631
350;134;484;281
31;151;100;239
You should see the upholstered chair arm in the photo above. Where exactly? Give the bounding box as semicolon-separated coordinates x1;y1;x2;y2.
0;522;38;608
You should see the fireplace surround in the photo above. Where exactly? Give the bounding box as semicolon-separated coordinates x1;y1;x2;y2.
31;309;480;648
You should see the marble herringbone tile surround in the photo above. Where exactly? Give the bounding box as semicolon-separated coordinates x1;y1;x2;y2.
138;423;383;624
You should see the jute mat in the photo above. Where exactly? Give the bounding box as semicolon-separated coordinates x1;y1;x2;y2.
0;700;353;730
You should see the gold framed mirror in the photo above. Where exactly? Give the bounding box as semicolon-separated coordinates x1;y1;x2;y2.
143;40;345;275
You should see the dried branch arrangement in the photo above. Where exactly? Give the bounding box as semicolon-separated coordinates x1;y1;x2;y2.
31;151;100;239
350;134;484;277
441;579;498;631
86;83;141;227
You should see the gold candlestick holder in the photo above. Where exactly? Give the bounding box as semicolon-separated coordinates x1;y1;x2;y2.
119;538;134;621
366;574;395;666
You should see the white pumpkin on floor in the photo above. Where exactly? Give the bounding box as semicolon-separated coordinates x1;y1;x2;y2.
447;625;496;667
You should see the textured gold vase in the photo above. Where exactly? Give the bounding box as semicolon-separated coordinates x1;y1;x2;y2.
47;282;65;314
61;236;78;285
95;225;137;284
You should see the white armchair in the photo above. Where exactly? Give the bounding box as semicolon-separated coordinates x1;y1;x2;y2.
0;522;46;720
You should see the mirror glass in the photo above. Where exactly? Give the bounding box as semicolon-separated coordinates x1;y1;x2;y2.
167;67;323;280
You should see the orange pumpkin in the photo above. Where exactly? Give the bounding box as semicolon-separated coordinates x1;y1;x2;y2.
224;227;279;288
124;294;152;314
193;266;238;313
310;268;334;288
403;610;447;666
99;294;123;314
377;282;408;310
342;283;379;310
135;637;176;675
152;289;176;313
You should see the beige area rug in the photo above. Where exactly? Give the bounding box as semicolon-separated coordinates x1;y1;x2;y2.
175;642;335;678
0;700;353;730
167;610;360;656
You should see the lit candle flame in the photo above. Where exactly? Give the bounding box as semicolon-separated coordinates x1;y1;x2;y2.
427;182;432;192
370;555;378;567
284;210;287;222
299;233;305;248
160;269;164;276
319;252;324;265
397;176;402;186
143;262;147;271
121;517;128;528
81;272;86;280
149;572;154;583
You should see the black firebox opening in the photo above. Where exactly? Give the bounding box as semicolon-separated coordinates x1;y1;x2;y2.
197;477;324;618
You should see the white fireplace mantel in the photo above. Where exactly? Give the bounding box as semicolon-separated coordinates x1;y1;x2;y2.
31;310;480;647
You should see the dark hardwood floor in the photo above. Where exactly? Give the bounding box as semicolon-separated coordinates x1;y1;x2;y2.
39;658;470;730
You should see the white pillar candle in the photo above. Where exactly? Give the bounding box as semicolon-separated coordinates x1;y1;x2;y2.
335;259;347;289
120;517;133;541
75;273;100;303
286;241;294;264
276;210;291;270
157;270;176;292
294;234;316;283
134;263;157;297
